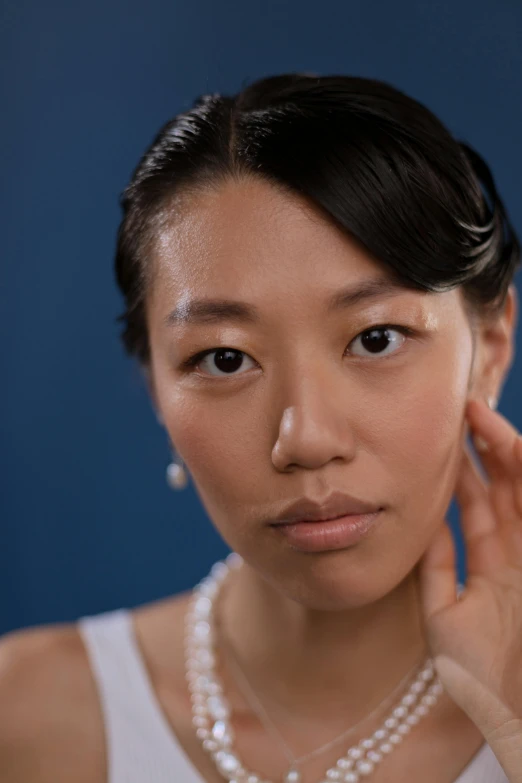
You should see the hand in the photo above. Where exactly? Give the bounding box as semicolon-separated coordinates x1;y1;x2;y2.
417;396;522;749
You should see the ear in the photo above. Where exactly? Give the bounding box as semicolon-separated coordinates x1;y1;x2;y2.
140;365;164;425
469;283;518;403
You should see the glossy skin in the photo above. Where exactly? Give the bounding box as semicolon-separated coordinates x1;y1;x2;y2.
0;176;518;781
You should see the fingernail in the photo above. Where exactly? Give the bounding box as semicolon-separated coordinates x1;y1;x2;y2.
473;434;489;452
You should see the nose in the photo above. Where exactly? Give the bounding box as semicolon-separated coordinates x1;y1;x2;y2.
270;372;357;473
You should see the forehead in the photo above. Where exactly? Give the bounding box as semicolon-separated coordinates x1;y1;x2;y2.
149;176;390;303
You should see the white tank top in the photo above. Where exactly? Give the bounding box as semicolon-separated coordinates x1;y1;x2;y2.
77;608;509;783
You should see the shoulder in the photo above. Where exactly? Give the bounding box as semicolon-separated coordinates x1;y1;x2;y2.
0;591;194;783
0;621;106;783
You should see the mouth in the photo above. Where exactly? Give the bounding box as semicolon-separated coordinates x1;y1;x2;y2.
269;490;383;527
270;509;383;553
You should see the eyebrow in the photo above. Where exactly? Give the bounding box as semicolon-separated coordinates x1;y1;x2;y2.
164;275;407;327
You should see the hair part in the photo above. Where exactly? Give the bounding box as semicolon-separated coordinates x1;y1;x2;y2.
114;73;520;365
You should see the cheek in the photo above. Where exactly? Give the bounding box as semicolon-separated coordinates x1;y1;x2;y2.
163;395;263;530
380;349;471;521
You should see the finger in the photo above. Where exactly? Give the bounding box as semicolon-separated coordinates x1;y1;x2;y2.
455;445;506;571
467;397;522;480
490;479;521;544
467;399;522;537
456;443;496;538
418;518;457;620
467;432;520;534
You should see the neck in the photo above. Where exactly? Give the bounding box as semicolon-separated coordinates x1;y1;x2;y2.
216;560;430;728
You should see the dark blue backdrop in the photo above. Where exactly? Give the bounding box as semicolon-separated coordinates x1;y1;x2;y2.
2;0;521;635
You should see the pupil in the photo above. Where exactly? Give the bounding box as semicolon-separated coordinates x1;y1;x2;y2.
214;349;243;373
361;328;390;354
212;332;393;372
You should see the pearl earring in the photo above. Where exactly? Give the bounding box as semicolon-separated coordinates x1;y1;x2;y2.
166;451;188;490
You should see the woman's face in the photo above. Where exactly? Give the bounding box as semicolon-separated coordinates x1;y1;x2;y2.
145;176;511;610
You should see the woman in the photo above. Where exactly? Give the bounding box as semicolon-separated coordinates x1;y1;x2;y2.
1;73;521;783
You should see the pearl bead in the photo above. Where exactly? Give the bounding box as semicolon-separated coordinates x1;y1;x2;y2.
212;719;233;745
284;769;301;782
193;620;212;642
343;773;359;782
379;742;393;754
389;733;403;744
211;562;229;580
199;578;218;595
195;649;215;668
193;596;212;616
372;728;388;741
226;551;243;568
401;693;417;707
336;758;354;769
397;723;411;735
187;673;202;689
392;706;408;719
356;759;374;775
384;717;398;730
347;746;364;760
214;750;242;775
325;770;342;780
207;696;230;720
190;674;208;692
367;750;382;763
166;462;187;489
360;738;375;749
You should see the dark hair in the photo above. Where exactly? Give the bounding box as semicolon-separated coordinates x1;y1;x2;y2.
114;72;520;365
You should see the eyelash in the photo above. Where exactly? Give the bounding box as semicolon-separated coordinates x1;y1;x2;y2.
180;324;416;376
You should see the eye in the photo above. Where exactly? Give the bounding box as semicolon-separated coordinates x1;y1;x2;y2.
180;324;414;379
180;347;256;378
348;324;413;358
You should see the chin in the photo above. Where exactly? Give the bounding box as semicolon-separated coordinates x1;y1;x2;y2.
260;546;407;612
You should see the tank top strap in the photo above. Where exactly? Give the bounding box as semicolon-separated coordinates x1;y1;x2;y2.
78;608;204;783
77;607;506;783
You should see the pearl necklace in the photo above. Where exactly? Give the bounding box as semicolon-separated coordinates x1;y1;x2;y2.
185;553;444;782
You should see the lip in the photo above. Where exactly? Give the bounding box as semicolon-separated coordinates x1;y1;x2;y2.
269;489;382;526
272;511;382;552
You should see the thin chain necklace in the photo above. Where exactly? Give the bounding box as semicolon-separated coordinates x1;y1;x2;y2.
222;626;431;772
185;553;444;783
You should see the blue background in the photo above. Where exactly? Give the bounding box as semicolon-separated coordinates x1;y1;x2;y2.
2;0;521;635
